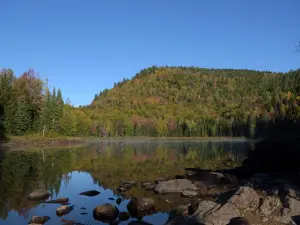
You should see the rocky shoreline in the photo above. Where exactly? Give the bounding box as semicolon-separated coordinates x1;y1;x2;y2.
27;167;300;225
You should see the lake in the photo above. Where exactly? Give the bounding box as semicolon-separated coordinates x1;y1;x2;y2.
0;140;254;225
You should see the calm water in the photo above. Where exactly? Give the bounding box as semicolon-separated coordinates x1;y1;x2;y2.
0;140;253;225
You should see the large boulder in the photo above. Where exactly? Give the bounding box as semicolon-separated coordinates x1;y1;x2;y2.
190;187;259;225
29;190;50;200
93;203;119;222
228;186;259;212
259;196;281;219
154;179;197;194
127;197;155;217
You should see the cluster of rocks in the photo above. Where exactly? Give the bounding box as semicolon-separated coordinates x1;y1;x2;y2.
115;168;300;225
26;167;300;225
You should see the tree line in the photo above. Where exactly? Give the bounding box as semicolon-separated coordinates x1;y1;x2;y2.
1;66;300;139
0;69;92;139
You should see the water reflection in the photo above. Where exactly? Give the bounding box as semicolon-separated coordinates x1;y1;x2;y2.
0;140;252;225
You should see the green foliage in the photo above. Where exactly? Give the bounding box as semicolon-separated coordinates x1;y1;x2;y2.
2;67;300;138
91;67;300;138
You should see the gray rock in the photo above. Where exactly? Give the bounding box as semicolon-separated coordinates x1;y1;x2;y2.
56;205;74;217
259;196;281;217
143;184;156;191
155;177;169;184
181;190;198;198
127;197;155;217
228;186;259;211
154;179;197;194
192;201;219;219
202;202;239;225
93;203;119;222
29;216;50;224
29;190;50;200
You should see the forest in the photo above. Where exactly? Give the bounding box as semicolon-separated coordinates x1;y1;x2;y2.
1;66;300;139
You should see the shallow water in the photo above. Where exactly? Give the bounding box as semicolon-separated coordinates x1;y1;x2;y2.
0;140;253;225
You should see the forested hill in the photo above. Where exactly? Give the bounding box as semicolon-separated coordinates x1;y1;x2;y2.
1;67;300;139
90;66;300;138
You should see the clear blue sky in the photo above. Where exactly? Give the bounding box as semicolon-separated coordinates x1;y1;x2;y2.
0;0;299;106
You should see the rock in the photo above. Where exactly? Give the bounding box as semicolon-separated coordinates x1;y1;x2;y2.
276;194;300;224
121;183;132;189
282;184;300;201
80;207;86;210
127;197;155;217
127;180;137;185
168;204;190;219
79;190;100;197
56;205;74;216
143;184;156;191
165;199;173;204
259;196;281;217
80;212;88;215
154;179;197;194
141;181;152;187
227;217;250;225
29;190;50;200
181;190;198;198
45;197;69;204
118;211;130;221
108;197;115;200
192;200;219;219
118;186;128;192
93;203;119;222
190;187;259;225
29;216;50;224
228;186;259;211
202;201;239;225
116;198;122;204
155;177;169;184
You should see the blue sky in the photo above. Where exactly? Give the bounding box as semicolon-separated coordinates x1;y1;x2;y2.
0;0;299;106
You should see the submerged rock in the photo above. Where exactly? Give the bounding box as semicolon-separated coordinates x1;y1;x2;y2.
154;179;197;194
127;197;155;217
56;205;74;217
29;216;50;224
93;203;119;222
45;197;69;204
79;190;100;197
116;198;122;205
29;190;50;200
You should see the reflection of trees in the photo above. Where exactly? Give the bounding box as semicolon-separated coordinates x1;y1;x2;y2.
0;141;251;219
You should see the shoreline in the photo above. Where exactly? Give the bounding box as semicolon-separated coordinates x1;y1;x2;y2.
0;135;262;151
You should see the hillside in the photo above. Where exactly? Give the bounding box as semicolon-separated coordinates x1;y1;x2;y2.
89;66;300;138
1;67;300;139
